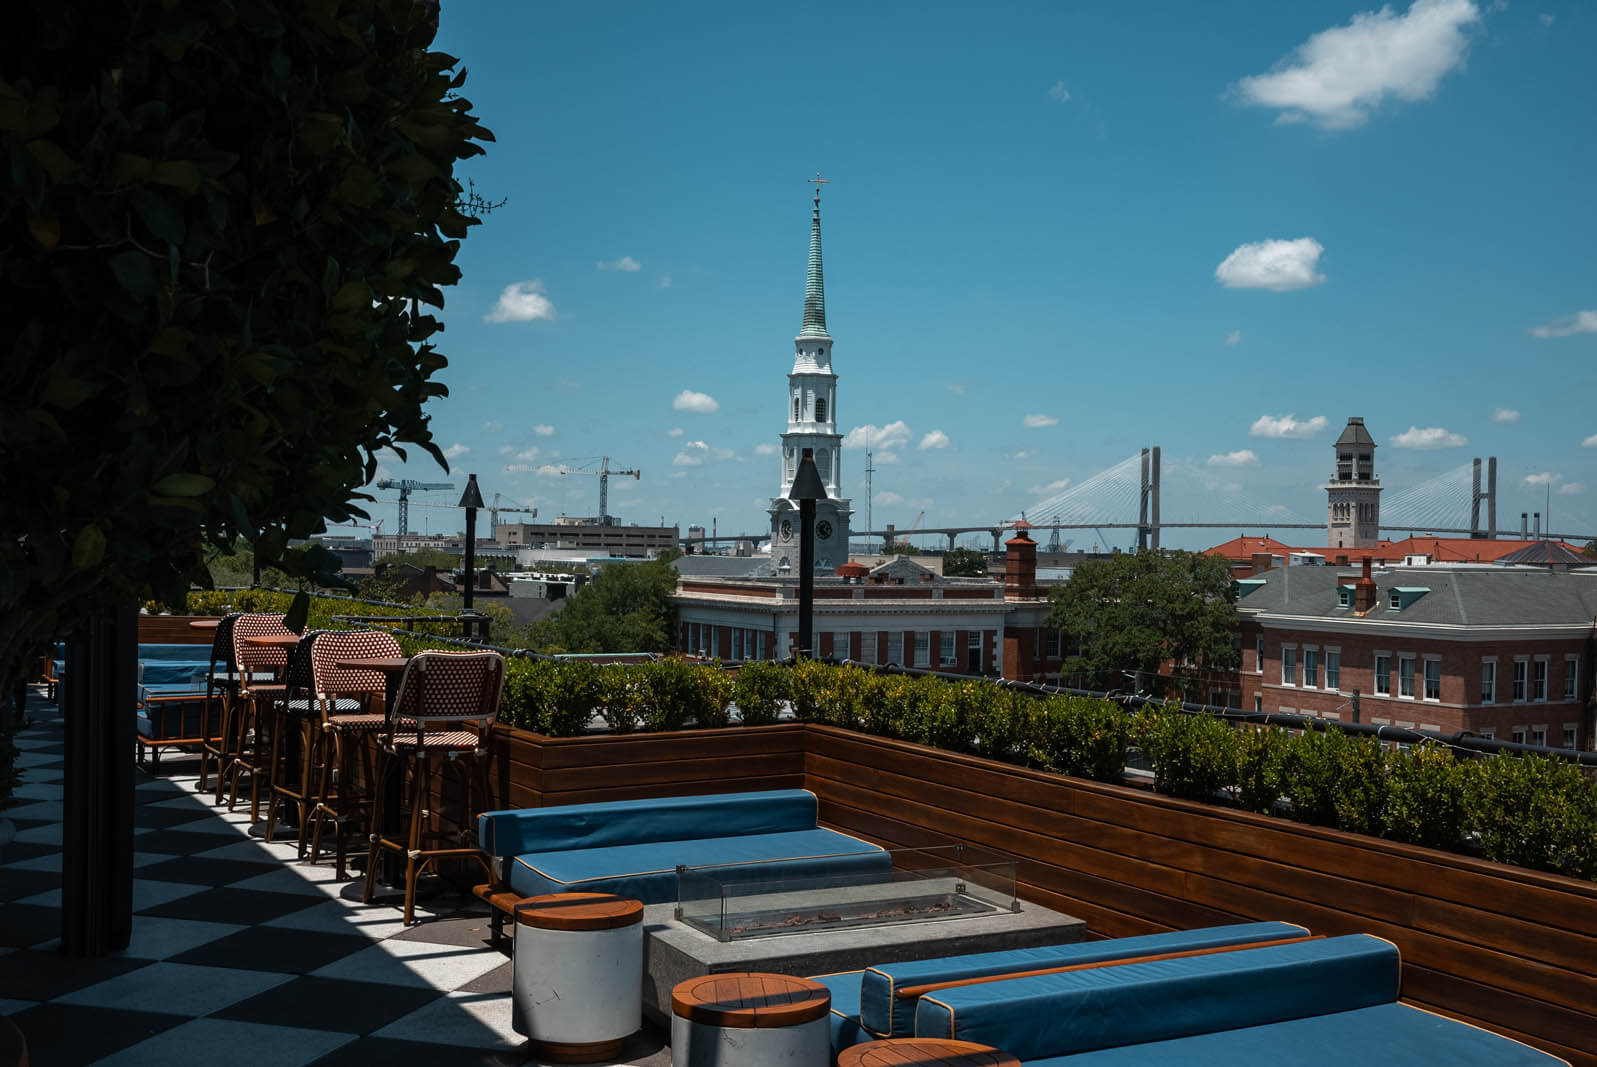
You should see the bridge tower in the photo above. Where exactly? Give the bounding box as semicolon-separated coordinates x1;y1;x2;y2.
1136;446;1161;550
1470;456;1498;539
768;177;852;573
1326;417;1382;548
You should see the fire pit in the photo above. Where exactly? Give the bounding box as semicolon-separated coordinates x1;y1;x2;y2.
675;845;1018;943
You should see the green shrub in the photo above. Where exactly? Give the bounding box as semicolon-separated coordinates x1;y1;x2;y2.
1282;726;1387;835
545;660;603;737
1032;695;1130;783
733;661;790;726
1135;704;1237;802
639;659;690;732
789;659;833;721
1383;743;1466;850
683;662;735;729
966;686;1030;763
598;663;645;733
500;657;551;731
1466;754;1597;880
1232;725;1290;814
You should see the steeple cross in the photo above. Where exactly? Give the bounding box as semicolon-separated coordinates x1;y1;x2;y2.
809;172;828;201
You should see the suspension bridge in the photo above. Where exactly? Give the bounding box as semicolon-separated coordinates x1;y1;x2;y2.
685;448;1596;553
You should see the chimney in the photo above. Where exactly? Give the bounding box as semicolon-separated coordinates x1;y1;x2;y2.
1353;556;1378;615
1005;525;1039;599
1250;552;1276;574
1521;512;1528;538
1534;512;1541;539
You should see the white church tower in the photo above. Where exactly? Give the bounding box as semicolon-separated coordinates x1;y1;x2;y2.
769;178;852;573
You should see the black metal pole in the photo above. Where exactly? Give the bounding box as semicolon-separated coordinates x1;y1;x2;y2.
797;497;815;659
60;603;136;955
459;474;483;641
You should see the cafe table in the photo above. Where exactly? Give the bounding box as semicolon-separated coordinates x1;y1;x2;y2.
333;655;412;897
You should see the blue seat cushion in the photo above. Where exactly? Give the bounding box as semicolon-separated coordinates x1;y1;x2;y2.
479;788;824;860
505;827;887;904
915;934;1399;1060
138;682;209;704
1025;1003;1564;1066
138;698;221;741
138;644;215;663
810;971;872;1051
139;661;212;686
861;921;1306;1039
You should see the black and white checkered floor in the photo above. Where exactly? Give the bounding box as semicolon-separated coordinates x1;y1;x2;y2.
1;690;669;1066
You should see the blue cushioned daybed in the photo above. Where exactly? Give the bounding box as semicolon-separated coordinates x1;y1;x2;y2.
476;788;888;905
914;934;1564;1065
810;920;1310;1052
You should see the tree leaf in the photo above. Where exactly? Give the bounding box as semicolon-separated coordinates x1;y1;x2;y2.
26;138;74;179
71;524;106;570
152;473;216;497
151;159;202;195
27;213;59;248
284;588;310;634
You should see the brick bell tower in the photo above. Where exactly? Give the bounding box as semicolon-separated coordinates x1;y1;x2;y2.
1327;417;1382;548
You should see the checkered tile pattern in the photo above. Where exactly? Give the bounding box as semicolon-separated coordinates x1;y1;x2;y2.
1;686;669;1066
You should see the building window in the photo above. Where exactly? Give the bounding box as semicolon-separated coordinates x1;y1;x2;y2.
913;632;930;667
1512;726;1527;745
1325;650;1340;692
732;628;743;661
1565;657;1579;701
1388;590;1401;610
1533;658;1548;702
1481;660;1496;704
1303;648;1319;689
1374;653;1391;696
815;396;826;422
1254;694;1263;713
886;632;903;665
1337;587;1352;608
1564;724;1578;749
1255;634;1263;673
1282;645;1297;687
1531;725;1547;747
1479;726;1495;740
1513;658;1527;702
1046;630;1061;659
940;632;955;665
1398;654;1415;699
817;449;830;482
1423;658;1441;701
861;632;877;664
793;396;800;421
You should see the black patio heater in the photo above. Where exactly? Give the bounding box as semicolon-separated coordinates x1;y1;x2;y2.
787;448;827;660
459;473;485;641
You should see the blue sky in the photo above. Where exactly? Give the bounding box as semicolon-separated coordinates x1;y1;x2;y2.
362;0;1596;551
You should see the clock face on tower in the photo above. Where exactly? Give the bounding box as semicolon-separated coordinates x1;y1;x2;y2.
780;519;793;542
816;520;833;541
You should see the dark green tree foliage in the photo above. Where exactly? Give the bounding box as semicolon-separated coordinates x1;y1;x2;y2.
0;1;492;692
1134;703;1236;802
528;555;680;654
941;547;989;578
1046;550;1240;695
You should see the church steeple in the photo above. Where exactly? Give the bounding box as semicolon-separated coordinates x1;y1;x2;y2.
799;176;829;339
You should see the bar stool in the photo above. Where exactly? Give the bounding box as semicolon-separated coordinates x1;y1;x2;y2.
197;612;242;794
264;630;331;849
363;649;503;925
223;613;293;822
304;629;402;878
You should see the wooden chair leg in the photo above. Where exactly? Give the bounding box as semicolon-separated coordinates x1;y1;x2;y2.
404;758;429;926
309;729;336;868
263;710;287;842
362;749;390;905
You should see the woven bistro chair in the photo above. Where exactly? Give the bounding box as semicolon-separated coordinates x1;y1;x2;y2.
304;629;402;878
363;649;504;925
264;630;343;850
197;613;243;794
223;613;294;822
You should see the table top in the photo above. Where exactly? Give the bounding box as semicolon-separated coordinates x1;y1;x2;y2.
334;657;409;673
671;972;830;1028
243;634;299;648
838;1040;1020;1067
515;893;643;931
188;619;219;631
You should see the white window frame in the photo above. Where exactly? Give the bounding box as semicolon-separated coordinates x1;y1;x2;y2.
1564;657;1579;701
1423;655;1441;702
1374;652;1392;696
1513;657;1528;702
1325;647;1341;693
1302;646;1319;690
1398;653;1416;700
1255;634;1264;674
1530;724;1548;747
1533;656;1548;702
1481;657;1496;705
1511;726;1527;745
1281;644;1298;687
913;631;930;667
1563;723;1579;749
886;632;903;666
1046;630;1061;659
860;631;877;665
940;631;956;665
732;628;743;661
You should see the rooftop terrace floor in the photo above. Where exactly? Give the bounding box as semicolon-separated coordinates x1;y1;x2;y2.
0;689;670;1066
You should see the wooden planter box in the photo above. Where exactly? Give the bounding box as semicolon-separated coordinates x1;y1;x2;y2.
486;721;1597;1065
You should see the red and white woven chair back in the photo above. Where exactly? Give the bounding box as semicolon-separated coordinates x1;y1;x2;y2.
232;614;292;677
310;630;402;699
390;651;505;733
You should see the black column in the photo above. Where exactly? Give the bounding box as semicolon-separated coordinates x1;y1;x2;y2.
60;604;136;956
797;497;815;659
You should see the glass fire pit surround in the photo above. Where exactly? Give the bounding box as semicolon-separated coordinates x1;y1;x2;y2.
675;844;1019;943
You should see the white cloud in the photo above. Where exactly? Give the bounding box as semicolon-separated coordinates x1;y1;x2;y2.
1490;408;1520;423
1559;482;1584;496
534;464;570;477
533;424;555;437
672;441;731;467
1011;450;1033;461
1523;472;1560;487
503;464;534;473
1208;449;1261;467
1022;414;1058;429
1226;329;1242;346
844;421;911;451
877;490;905;507
658;274;672;289
1392;425;1468;449
1540;13;1554;27
754;442;778;456
442;443;470;459
1250;414;1328;439
920;430;950;450
1233;0;1480;129
1048;80;1071;103
597;256;641;272
514;447;540;462
1584;434;1597;448
673;389;719;414
1530;310;1597;338
947;383;968;396
1216;238;1326;291
484;280;555;323
482;420;503;434
1029;478;1072;497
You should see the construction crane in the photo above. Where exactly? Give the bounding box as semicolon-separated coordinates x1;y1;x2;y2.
490;492;537;532
374;479;453;534
559;456;640;526
895;510;926;549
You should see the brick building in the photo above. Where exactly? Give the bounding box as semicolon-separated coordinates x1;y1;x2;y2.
670;530;1067;681
1235;559;1597;750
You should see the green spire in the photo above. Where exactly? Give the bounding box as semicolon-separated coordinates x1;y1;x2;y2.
799;179;828;338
